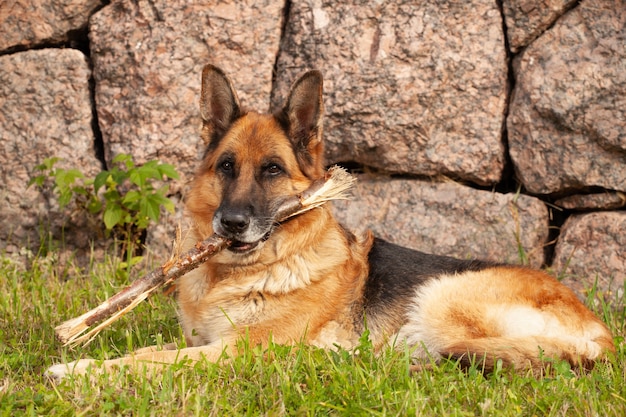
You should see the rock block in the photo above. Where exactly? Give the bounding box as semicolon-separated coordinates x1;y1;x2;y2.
508;0;626;195
89;0;285;183
554;211;626;295
332;176;549;268
0;49;100;251
274;0;508;185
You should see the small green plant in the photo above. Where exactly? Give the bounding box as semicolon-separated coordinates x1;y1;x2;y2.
29;154;179;251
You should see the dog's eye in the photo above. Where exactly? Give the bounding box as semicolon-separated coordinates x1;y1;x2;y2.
219;160;234;173
264;164;283;176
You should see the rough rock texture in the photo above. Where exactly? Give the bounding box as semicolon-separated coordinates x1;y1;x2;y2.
555;192;626;211
332;176;549;268
554;212;626;296
273;0;508;186
502;0;577;52
0;49;101;252
0;0;103;50
89;0;285;184
508;0;626;195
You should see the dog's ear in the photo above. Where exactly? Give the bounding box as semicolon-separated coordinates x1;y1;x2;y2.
279;70;325;179
200;64;241;149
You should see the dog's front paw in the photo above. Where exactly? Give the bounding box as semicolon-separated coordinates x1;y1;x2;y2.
45;359;97;382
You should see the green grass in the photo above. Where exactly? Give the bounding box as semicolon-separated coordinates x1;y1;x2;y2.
1;248;625;416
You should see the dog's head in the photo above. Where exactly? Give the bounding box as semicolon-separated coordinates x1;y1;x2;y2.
186;65;326;259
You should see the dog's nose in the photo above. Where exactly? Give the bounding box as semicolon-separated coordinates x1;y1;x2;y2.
220;212;250;234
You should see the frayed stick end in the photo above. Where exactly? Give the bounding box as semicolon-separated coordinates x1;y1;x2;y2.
298;166;356;211
54;315;90;346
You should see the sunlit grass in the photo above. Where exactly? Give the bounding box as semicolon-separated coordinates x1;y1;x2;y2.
1;247;624;416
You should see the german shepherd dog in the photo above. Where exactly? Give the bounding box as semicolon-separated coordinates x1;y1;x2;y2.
48;65;614;379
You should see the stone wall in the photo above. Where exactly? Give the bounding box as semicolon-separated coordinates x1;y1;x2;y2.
0;0;624;296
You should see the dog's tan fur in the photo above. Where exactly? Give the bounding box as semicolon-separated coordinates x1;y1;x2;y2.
47;66;614;379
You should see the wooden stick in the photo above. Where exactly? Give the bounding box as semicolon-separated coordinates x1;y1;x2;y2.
54;166;355;347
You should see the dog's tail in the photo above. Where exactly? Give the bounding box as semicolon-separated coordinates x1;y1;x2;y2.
443;334;615;373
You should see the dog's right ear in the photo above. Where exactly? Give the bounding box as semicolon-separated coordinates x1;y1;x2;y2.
200;65;241;148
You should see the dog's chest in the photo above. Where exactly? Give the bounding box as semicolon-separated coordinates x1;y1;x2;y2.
177;257;320;345
182;288;267;345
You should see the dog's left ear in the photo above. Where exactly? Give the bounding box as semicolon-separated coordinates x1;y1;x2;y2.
279;70;325;179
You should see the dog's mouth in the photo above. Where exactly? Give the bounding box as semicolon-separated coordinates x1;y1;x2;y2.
226;231;272;254
228;240;261;253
